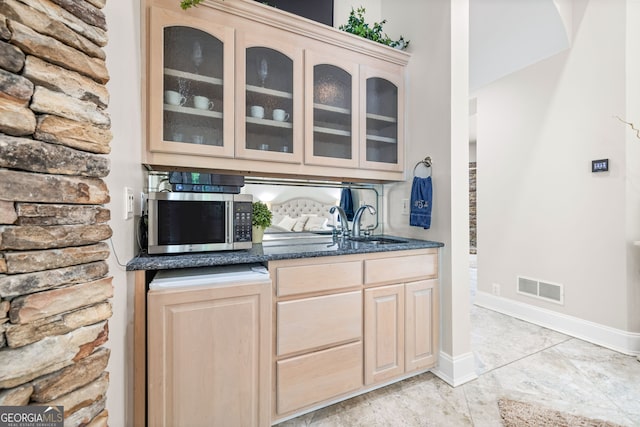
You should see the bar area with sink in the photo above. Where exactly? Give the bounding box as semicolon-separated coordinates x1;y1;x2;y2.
128;174;442;426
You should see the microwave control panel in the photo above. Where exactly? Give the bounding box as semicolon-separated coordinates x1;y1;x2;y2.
234;202;253;242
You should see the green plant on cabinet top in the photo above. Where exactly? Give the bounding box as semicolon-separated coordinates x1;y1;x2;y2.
339;7;409;50
180;0;204;9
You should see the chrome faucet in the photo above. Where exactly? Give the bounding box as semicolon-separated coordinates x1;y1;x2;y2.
352;204;376;238
329;206;350;237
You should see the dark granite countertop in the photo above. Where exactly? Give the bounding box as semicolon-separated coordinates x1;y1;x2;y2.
126;235;444;271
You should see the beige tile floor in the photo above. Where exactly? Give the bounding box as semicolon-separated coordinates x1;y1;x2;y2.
275;256;640;426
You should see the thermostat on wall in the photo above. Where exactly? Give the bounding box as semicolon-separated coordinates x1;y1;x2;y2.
592;159;609;173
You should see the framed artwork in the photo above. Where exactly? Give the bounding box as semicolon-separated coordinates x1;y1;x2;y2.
258;0;334;26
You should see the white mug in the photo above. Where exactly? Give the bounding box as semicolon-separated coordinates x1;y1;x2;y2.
193;95;214;110
164;90;186;106
250;105;265;119
272;109;290;122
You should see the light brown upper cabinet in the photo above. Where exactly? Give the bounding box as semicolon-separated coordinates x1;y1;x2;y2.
143;1;409;181
304;50;359;168
235;29;304;164
304;53;405;173
147;6;235;158
360;65;405;172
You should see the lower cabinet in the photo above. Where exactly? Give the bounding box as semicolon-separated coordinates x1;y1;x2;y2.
269;249;439;423
140;249;438;426
405;280;439;372
147;279;271;427
364;279;439;385
364;283;405;384
270;256;364;418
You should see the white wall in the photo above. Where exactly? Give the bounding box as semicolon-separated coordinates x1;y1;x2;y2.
382;0;474;384
103;1;145;426
469;0;570;90
333;0;382;28
625;0;640;333
476;0;638;335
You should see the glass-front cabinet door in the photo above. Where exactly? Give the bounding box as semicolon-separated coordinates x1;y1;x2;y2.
148;7;234;158
360;66;404;171
235;31;303;163
304;51;359;168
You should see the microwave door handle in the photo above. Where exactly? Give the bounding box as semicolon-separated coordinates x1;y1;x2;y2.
225;201;232;244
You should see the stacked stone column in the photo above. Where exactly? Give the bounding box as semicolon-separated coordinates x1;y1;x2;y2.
0;0;112;425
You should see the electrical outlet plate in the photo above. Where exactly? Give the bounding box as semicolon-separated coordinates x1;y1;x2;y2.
492;283;501;296
124;187;134;220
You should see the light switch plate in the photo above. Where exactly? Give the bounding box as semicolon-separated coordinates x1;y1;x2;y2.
592;158;609;173
401;198;410;215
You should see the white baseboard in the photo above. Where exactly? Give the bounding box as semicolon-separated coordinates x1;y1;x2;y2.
475;291;640;356
432;351;477;386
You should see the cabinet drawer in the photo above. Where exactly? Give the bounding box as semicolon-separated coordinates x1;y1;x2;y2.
277;291;362;355
275;260;362;297
276;341;363;414
364;252;437;285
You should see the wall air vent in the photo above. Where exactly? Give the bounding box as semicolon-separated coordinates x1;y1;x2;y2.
517;276;564;305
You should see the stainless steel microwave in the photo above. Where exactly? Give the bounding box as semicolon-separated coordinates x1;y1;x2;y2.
147;192;253;254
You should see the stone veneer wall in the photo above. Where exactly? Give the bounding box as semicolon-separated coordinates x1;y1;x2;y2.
0;0;112;425
469;161;476;254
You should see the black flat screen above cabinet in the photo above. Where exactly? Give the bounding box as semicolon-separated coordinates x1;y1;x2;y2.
257;0;333;27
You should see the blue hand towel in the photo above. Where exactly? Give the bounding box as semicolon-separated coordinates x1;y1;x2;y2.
410;176;432;229
340;188;355;221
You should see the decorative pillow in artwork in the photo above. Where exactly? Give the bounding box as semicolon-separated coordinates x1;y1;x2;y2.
276;215;298;231
292;216;309;232
304;216;328;231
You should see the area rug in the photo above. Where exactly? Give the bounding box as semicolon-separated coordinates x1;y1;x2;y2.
498;398;624;427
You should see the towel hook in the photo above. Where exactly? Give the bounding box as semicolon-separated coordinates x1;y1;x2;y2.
413;156;432;177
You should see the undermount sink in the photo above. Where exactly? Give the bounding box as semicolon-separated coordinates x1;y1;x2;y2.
348;236;408;245
261;232;408;248
262;232;335;247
